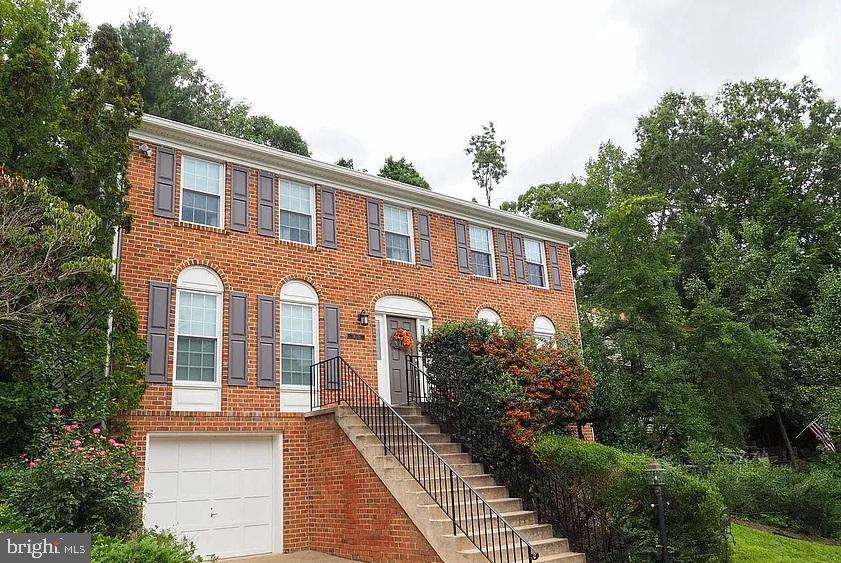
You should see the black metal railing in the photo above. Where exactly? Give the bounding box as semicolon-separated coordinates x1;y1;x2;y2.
310;356;539;562
407;354;629;563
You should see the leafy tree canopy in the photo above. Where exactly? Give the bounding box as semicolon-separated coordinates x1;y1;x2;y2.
505;78;841;458
118;11;310;156
379;155;430;189
466;121;507;205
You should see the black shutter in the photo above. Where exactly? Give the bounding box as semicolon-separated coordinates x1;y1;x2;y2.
511;233;527;283
228;292;248;386
231;166;249;232
320;186;337;249
258;172;275;237
548;244;563;290
257;296;276;387
454;219;470;274
153;146;176;218
146;282;171;383
417;210;433;266
496;230;512;281
366;199;383;257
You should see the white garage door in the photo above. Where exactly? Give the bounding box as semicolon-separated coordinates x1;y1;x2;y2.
144;435;278;558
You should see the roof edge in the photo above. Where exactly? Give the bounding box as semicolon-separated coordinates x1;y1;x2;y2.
131;113;588;244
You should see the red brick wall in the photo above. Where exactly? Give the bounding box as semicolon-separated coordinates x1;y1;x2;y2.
121;139;582;554
306;412;442;562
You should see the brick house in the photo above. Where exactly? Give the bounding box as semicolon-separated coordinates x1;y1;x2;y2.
120;114;588;562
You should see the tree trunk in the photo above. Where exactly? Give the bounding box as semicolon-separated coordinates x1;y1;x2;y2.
775;410;796;463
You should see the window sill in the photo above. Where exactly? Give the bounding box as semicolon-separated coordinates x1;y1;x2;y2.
527;284;552;292
177;220;228;235
172;381;222;389
384;257;418;268
274;238;319;251
470;274;499;284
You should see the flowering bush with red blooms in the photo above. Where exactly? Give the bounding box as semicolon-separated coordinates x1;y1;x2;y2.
421;321;593;446
2;407;142;536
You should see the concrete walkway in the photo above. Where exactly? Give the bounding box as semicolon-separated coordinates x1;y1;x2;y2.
223;551;359;563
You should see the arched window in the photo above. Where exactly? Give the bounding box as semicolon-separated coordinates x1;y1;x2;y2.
477;308;502;327
533;315;556;346
280;281;319;386
174;266;223;384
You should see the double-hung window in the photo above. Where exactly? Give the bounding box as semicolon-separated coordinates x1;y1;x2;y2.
469;225;495;278
383;205;413;263
524;238;548;287
279;179;315;244
280;300;317;386
181;156;223;227
174;268;222;384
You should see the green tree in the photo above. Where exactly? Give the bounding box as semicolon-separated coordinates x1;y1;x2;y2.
0;0;146;455
118;11;310;156
335;157;355;169
378;156;430;189
465;121;507;205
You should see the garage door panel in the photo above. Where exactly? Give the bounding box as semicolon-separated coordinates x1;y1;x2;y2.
178;499;212;528
211;468;242;498
243;524;271;552
146;471;179;501
179;440;212;469
243;497;272;522
143;501;177;529
179;470;212;499
144;435;277;559
242;468;273;496
147;441;180;470
241;440;273;468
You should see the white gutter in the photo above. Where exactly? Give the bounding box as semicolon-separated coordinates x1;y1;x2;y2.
130;113;588;245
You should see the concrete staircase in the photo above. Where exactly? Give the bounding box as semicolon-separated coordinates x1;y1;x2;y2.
332;404;585;563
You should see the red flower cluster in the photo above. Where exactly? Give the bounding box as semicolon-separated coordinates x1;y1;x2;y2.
470;331;593;445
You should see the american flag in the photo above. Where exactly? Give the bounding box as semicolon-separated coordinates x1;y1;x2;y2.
796;419;836;452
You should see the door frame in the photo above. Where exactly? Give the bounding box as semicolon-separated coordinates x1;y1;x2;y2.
374;296;433;404
143;432;284;557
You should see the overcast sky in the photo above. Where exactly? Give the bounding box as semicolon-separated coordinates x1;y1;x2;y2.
81;0;841;206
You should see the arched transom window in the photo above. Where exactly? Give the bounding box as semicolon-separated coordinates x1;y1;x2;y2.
174;266;223;383
533;315;556;346
280;281;319;386
477;308;502;327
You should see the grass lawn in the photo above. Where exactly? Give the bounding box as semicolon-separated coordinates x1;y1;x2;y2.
732;523;841;563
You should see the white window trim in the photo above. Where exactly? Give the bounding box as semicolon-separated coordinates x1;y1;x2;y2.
477;307;502;327
383;204;415;264
279;294;319;390
178;154;225;229
172;290;223;390
524;238;549;288
277;178;317;247
469;224;497;280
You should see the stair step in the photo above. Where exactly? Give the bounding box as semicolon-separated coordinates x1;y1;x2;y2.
398;473;496;488
530;552;587;563
431;509;537;528
458;536;572;556
448;523;555;545
471;485;510;500
421;497;523;514
353;432;453;446
345;421;441;435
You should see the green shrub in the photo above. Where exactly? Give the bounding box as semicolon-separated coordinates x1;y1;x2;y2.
420;320;592;444
708;461;841;539
536;434;728;562
92;530;213;563
0;504;26;533
4;414;143;536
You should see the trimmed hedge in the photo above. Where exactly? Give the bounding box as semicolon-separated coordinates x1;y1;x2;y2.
536;435;728;562
708;461;841;539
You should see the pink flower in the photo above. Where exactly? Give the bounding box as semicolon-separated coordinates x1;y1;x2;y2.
108;438;118;447
27;458;41;469
64;423;80;433
51;407;62;414
73;439;82;447
92;428;101;435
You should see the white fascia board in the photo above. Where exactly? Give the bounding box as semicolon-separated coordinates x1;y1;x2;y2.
131;113;588;245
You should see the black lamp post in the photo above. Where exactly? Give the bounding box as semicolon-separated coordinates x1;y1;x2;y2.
647;461;670;563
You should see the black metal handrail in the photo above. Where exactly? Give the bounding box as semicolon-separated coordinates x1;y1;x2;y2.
407;354;629;563
310;356;539;562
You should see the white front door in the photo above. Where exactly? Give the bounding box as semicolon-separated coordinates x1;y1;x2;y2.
144;435;279;558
